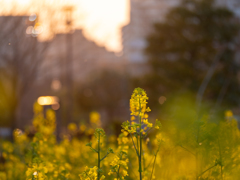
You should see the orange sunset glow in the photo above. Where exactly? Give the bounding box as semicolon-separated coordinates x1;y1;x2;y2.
0;0;130;52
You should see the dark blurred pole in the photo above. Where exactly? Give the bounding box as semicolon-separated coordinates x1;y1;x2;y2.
56;102;61;141
62;6;74;126
10;16;37;136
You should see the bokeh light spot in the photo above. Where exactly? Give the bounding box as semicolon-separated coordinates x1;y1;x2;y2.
29;14;37;21
159;96;167;105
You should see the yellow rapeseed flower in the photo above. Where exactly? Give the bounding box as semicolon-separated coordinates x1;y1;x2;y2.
225;110;233;118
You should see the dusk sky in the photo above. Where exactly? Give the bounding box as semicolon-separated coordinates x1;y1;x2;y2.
0;0;129;52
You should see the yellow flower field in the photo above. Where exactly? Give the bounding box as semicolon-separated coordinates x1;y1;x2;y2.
0;88;240;180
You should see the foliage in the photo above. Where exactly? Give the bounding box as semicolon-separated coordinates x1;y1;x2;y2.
75;70;131;122
0;88;240;179
0;16;48;128
144;0;240;108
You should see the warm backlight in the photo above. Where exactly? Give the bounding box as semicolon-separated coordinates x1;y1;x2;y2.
37;96;59;105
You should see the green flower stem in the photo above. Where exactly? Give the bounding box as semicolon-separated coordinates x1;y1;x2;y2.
98;132;100;180
85;173;92;179
197;164;217;179
117;166;121;180
143;127;153;137
138;97;142;180
179;145;196;156
90;147;98;153
139;134;142;180
143;152;145;171
137;135;139;152
150;148;160;180
145;156;155;170
217;138;223;180
100;152;109;161
117;154;123;180
130;133;139;157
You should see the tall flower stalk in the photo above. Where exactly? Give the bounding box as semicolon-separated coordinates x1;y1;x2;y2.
108;132;129;180
122;88;160;180
86;128;114;180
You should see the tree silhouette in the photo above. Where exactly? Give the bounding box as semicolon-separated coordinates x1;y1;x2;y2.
0;16;47;128
144;0;240;108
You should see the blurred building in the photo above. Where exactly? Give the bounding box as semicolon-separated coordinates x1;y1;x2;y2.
39;29;127;129
42;29;125;84
22;29;127;128
122;0;179;75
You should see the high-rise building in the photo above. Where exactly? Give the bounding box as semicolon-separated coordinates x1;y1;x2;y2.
121;0;179;75
122;0;179;64
43;29;124;84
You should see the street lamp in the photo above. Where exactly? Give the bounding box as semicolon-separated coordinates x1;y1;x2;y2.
61;6;74;125
37;96;61;140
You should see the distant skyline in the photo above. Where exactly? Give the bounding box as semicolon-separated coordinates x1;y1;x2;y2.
0;0;129;52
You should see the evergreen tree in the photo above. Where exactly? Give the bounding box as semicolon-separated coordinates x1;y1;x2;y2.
144;0;240;108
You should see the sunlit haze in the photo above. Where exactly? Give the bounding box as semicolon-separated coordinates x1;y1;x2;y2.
0;0;130;52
